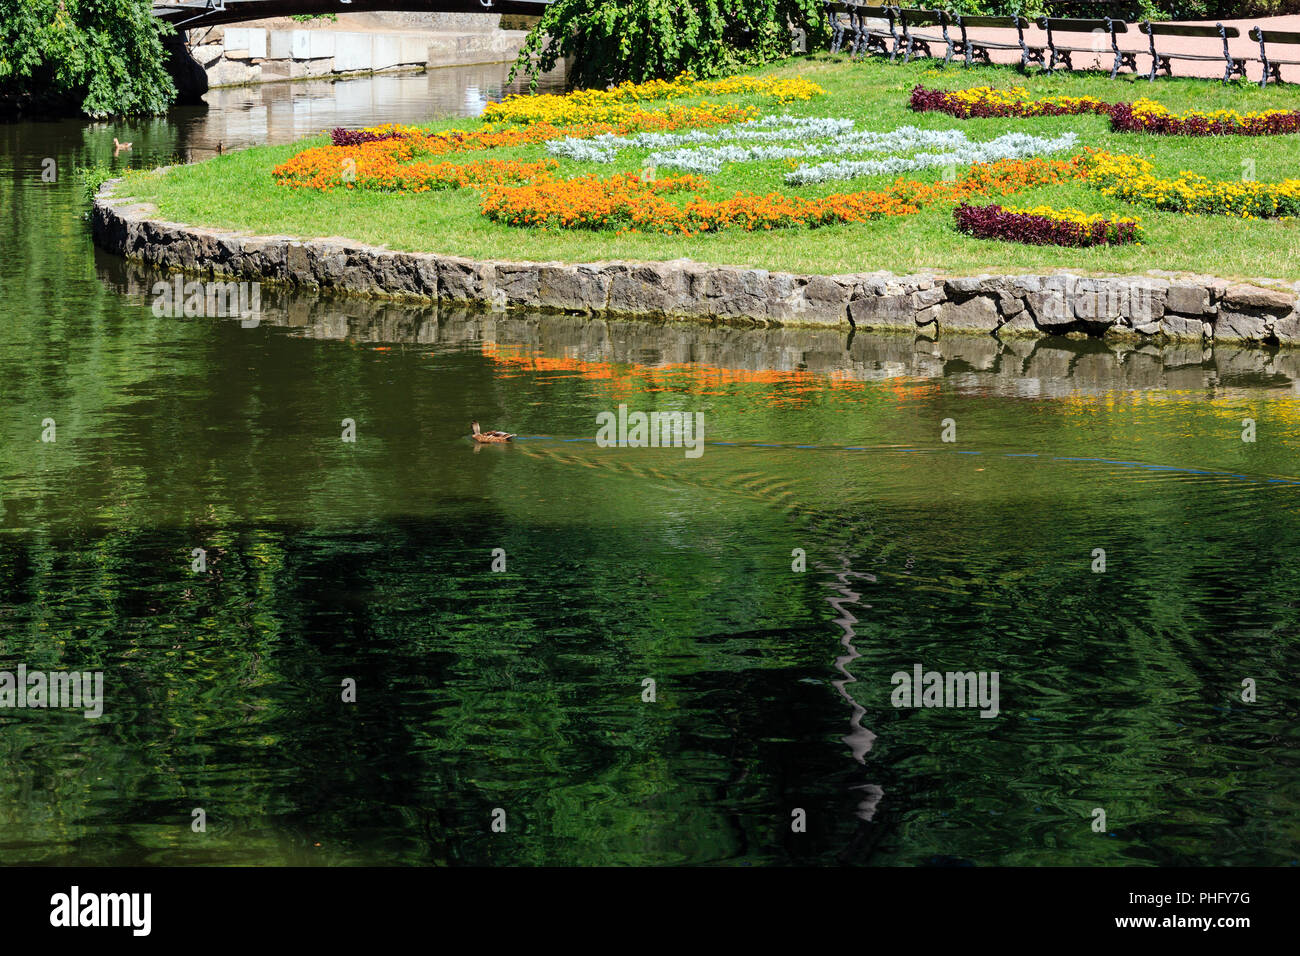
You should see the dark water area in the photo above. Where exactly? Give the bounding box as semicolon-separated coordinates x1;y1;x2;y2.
1;65;1298;866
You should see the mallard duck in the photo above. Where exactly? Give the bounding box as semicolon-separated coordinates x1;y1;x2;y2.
471;420;515;443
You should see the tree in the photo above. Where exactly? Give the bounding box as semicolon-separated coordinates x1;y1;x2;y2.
511;0;829;89
0;0;176;117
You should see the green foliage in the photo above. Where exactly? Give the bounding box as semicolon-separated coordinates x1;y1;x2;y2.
1213;0;1300;13
75;162;115;204
511;0;830;89
0;0;176;117
944;1;1050;17
291;13;338;21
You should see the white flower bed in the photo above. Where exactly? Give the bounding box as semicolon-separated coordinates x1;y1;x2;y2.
785;131;1080;185
544;115;1078;185
648;127;974;174
545;115;856;165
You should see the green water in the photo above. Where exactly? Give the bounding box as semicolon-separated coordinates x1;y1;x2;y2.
2;68;1298;866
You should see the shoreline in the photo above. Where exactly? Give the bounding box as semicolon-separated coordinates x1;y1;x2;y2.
93;254;1300;391
92;179;1300;344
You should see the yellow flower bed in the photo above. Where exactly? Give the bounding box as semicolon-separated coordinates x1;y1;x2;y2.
1127;98;1300;128
482;73;824;125
1006;205;1142;230
1085;151;1300;219
912;86;1300;134
479;98;755;128
911;85;1111;118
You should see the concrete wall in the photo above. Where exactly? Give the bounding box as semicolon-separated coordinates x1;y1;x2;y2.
189;24;528;88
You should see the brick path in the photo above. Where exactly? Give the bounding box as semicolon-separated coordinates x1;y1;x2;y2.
946;16;1300;82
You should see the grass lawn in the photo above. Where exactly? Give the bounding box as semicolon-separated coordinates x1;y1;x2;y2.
119;53;1300;282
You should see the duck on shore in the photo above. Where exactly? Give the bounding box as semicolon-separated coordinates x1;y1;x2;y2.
471;421;515;443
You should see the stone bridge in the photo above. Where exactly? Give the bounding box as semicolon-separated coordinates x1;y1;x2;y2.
155;0;550;31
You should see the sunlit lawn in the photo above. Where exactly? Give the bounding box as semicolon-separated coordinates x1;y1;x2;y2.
121;53;1300;281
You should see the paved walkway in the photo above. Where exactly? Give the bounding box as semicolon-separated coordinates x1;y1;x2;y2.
946;16;1300;82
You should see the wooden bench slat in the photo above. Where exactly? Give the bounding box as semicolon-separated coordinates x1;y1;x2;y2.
1143;23;1238;39
950;15;1032;30
1251;28;1300;44
896;8;943;26
1041;18;1125;33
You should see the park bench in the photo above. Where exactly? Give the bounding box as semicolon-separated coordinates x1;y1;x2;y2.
1140;21;1246;84
1037;16;1137;78
948;15;1046;73
1249;27;1300;87
843;4;899;60
895;8;947;64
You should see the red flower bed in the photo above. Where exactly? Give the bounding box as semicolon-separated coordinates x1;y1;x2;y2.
911;85;1300;136
909;85;1112;120
330;127;402;147
1107;103;1300;136
953;204;1141;247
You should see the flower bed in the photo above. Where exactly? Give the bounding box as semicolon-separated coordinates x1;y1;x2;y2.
330;127;403;147
546;115;859;166
911;86;1300;136
954;203;1141;246
546;115;1078;183
480;157;1085;235
785;130;1078;185
910;85;1111;119
275;153;556;194
277;106;753;192
1085;151;1300;219
1108;100;1300;136
480;73;824;125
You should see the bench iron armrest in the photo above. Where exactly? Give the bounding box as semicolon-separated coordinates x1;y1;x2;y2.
1254;25;1273;86
1016;16;1042;72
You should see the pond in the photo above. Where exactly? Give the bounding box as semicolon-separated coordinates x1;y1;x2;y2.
1;64;1297;866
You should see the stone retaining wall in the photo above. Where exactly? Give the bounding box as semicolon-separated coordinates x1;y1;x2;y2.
97;257;1300;393
92;183;1300;344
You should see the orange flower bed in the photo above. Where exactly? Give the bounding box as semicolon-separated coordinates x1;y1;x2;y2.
481;157;1086;234
278;148;557;193
274;106;754;193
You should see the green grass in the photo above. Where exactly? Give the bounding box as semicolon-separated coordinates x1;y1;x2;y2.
120;54;1300;281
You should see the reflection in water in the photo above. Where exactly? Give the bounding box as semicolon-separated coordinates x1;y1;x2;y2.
181;63;566;158
3;61;1300;867
820;557;882;818
95;256;1300;401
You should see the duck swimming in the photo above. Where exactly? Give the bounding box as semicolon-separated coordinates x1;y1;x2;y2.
471;421;515;443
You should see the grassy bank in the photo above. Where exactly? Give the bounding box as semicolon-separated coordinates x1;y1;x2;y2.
119;54;1300;281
